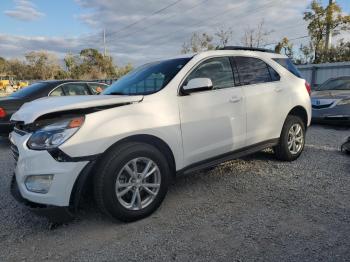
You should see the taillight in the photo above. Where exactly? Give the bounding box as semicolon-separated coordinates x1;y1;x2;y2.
0;107;6;118
305;81;311;96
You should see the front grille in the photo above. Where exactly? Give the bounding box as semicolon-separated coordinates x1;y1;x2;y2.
13;127;28;136
10;142;19;163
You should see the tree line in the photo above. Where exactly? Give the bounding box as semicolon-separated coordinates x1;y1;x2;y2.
181;0;350;65
0;48;133;81
0;0;349;81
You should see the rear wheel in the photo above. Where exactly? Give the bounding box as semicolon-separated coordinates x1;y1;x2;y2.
94;142;171;222
275;115;306;161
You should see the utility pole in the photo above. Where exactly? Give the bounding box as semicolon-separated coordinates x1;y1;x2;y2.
103;29;107;56
325;0;335;50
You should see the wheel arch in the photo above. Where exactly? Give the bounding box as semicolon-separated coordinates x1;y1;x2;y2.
103;134;177;175
69;134;177;210
286;106;309;129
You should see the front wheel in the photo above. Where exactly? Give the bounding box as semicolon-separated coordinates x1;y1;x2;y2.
274;115;306;161
94;142;171;222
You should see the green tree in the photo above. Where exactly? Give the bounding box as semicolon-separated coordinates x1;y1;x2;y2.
0;57;7;74
116;63;133;78
6;59;28;80
275;37;294;58
65;49;118;79
25;51;62;79
303;0;350;62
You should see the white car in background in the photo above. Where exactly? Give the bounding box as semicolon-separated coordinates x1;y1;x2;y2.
10;47;311;223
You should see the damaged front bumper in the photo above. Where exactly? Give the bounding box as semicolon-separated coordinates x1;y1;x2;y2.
11;174;75;223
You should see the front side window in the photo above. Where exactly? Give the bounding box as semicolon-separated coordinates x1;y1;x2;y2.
103;58;191;96
234;57;275;85
185;57;234;90
62;83;91;96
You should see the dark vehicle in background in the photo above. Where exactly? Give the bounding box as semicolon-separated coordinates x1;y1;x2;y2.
311;76;350;125
341;137;350;154
0;80;108;136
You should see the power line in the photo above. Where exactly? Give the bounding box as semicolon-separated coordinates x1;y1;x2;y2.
263;35;310;47
106;0;184;38
106;0;210;43
269;22;307;35
135;0;280;47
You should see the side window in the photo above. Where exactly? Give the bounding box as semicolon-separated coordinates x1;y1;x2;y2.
49;87;64;96
62;83;91;96
185;57;234;90
88;83;108;94
234;57;278;85
267;65;281;81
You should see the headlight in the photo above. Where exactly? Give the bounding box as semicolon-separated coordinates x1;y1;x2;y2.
27;116;84;150
337;99;350;106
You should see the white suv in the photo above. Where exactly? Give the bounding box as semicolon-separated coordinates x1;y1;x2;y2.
10;47;311;223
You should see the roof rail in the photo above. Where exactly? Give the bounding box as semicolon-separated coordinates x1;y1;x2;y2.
218;46;276;53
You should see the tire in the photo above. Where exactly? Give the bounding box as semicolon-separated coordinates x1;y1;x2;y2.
93;142;171;222
274;115;306;161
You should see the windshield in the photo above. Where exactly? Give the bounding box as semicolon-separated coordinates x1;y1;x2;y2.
316;78;350;91
10;82;48;98
103;57;191;96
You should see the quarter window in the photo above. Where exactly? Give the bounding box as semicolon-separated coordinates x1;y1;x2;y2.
234;57;279;85
185;57;235;90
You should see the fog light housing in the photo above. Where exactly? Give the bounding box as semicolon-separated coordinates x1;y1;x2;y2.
25;175;54;194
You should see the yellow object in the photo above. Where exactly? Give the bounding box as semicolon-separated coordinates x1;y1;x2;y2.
0;75;15;91
0;75;28;91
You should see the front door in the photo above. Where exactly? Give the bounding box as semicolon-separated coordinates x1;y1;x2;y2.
178;56;246;167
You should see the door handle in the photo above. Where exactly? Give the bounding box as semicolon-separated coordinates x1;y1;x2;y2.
274;87;283;92
229;96;242;103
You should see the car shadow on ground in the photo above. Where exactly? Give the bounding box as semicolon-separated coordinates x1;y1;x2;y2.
0;137;9;148
312;123;350;131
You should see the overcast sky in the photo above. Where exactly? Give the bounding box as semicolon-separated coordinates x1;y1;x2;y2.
1;0;349;66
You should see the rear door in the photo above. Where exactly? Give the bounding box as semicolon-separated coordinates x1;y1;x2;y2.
178;56;246;166
233;56;284;145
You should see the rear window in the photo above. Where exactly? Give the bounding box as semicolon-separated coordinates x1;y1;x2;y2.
10;82;48;98
273;58;302;78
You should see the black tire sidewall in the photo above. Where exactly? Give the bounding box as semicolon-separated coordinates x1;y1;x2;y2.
277;116;306;161
96;143;171;222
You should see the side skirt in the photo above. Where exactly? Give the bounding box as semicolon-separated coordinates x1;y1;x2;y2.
177;139;279;175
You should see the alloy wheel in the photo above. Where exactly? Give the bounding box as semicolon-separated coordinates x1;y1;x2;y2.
287;123;304;155
115;157;161;210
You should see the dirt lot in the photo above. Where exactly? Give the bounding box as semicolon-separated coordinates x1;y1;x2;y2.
0;125;349;262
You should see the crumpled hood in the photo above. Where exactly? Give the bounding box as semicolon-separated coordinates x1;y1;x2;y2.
11;94;143;124
312;90;350;100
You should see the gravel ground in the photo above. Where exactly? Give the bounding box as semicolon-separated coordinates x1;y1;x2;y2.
0;125;349;262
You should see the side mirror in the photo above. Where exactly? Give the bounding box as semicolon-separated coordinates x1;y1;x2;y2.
182;78;213;93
